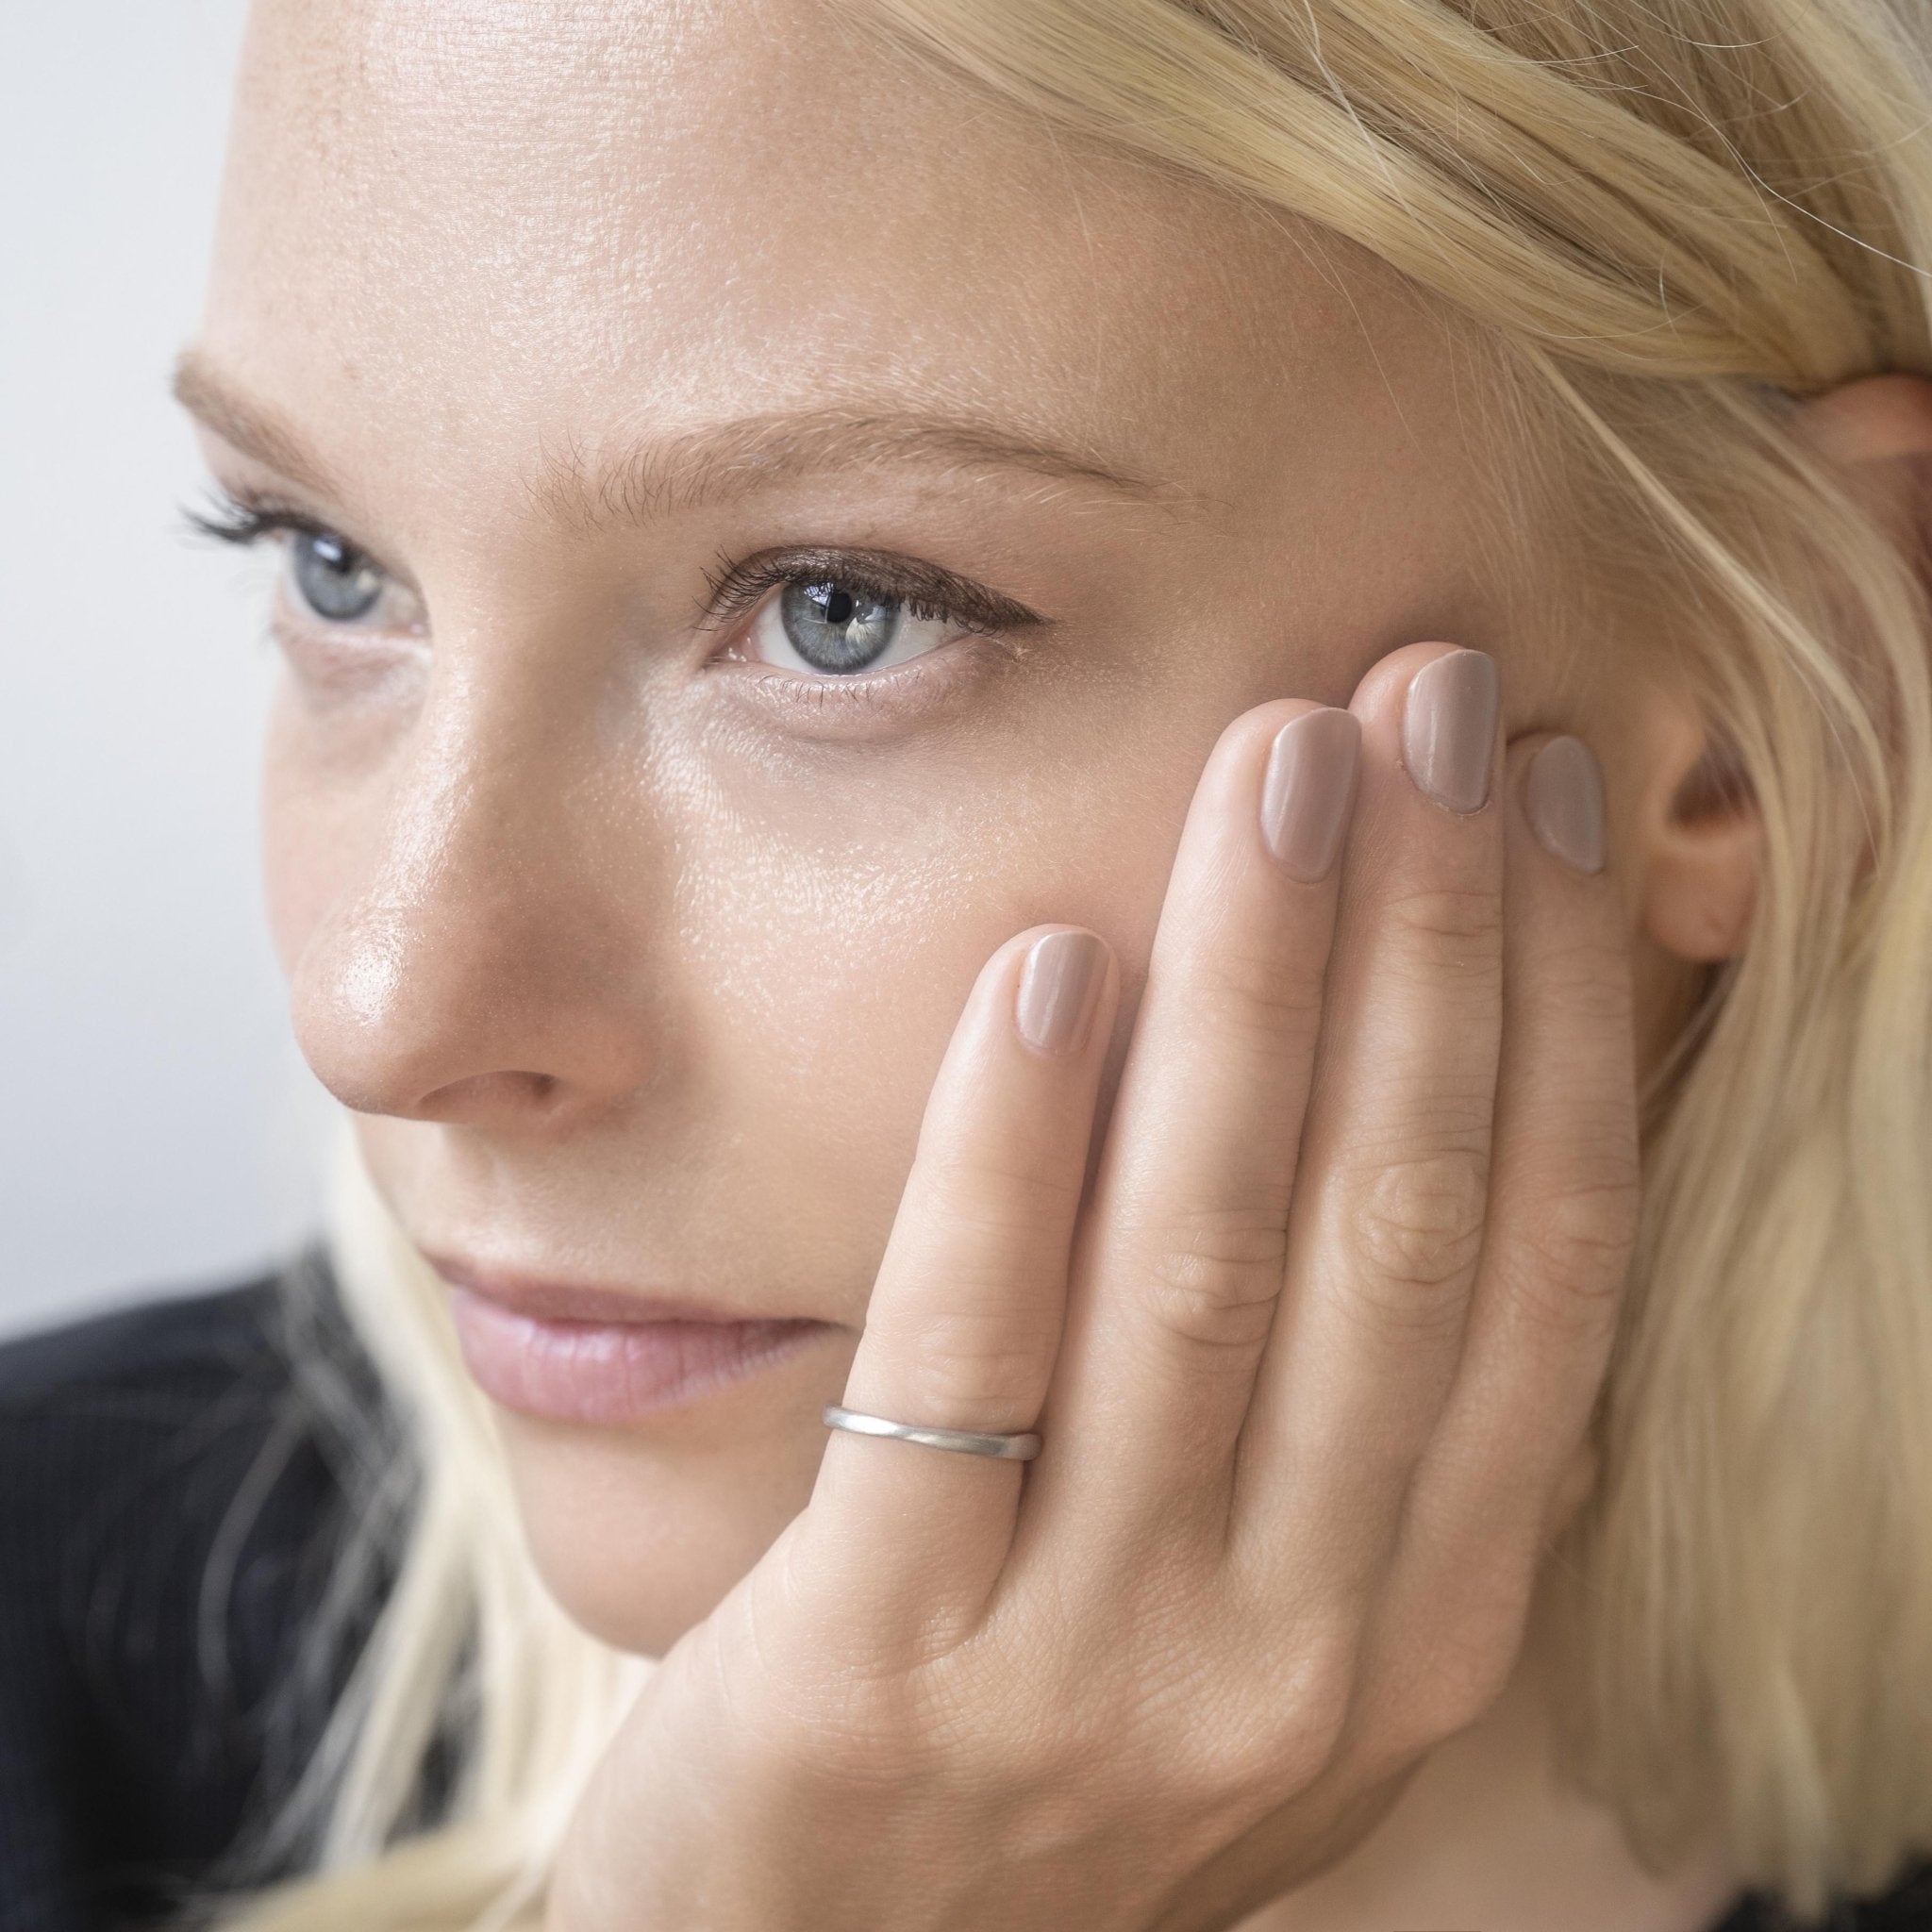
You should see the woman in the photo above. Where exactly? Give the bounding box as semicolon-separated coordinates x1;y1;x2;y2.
4;0;1931;1925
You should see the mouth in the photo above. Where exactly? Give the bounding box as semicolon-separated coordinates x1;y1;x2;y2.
425;1252;837;1427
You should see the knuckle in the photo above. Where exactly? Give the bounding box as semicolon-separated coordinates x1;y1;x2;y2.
1383;880;1503;963
1375;1596;1530;1766
1530;939;1634;1026
897;1306;1045;1417
1410;1641;1518;1755
1346;1147;1491;1316
920;1147;1082;1230
1184;1618;1360;1810
1133;1210;1290;1353
995;1714;1136;1856
1199;941;1327;1043
1512;1174;1641;1323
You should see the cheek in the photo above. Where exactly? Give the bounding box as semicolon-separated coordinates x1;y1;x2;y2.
679;730;1190;1258
259;685;363;981
491;745;1194;1655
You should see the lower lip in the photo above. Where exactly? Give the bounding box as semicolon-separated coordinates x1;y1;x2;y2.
446;1287;831;1426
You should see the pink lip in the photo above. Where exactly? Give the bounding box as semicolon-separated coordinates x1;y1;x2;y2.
427;1255;835;1427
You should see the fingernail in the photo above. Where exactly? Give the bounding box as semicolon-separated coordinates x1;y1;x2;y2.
1402;648;1500;813
1015;929;1107;1056
1524;735;1607;874
1260;708;1361;882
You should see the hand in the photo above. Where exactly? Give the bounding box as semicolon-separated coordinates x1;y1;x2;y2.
547;641;1639;1932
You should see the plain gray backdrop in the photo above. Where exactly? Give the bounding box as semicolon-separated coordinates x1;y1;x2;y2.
1;0;330;1341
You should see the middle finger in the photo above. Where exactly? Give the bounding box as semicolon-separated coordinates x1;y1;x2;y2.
1018;693;1361;1558
1232;641;1506;1591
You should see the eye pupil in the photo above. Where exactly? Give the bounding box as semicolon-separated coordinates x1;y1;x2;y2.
778;579;902;674
291;528;384;623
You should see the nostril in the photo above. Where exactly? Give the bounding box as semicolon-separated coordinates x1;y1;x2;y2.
408;1068;572;1127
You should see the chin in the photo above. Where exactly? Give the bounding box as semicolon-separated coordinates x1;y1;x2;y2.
490;1381;835;1655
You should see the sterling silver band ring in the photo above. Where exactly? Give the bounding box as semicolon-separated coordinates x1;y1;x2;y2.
822;1405;1042;1461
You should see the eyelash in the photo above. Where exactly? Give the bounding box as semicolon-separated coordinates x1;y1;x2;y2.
699;548;1037;639
187;493;349;557
184;490;1045;711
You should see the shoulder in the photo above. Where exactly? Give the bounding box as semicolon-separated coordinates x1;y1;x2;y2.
0;1275;302;1507
0;1261;369;1637
0;1271;291;1407
0;1251;391;1500
0;1267;313;1633
0;1255;399;1930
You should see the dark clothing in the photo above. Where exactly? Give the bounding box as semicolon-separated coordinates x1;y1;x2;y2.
0;1261;402;1932
1712;1871;1932;1932
0;1264;1925;1930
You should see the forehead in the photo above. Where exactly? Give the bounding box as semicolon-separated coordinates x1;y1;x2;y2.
207;0;1453;507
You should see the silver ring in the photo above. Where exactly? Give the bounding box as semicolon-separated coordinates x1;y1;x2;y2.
823;1404;1041;1461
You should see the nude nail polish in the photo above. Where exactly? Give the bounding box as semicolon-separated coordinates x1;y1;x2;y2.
1402;648;1500;813
1261;708;1362;882
1524;735;1607;874
1015;929;1106;1056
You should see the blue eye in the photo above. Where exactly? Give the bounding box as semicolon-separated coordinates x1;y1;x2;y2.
779;581;903;673
288;528;385;623
753;577;957;677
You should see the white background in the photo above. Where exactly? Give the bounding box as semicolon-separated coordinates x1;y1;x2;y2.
0;0;330;1341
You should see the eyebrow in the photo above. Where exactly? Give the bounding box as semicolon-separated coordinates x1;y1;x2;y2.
170;349;1179;530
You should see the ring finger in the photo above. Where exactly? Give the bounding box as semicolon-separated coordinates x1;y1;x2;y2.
1232;643;1506;1599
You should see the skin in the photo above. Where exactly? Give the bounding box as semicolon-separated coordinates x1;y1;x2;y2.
175;0;1932;1923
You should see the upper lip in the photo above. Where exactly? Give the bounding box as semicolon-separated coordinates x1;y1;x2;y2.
423;1251;808;1327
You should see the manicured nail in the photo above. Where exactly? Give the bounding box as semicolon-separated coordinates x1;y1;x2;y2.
1015;929;1107;1056
1402;648;1500;813
1524;735;1607;874
1261;708;1361;882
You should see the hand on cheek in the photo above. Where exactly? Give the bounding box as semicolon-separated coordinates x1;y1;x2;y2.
547;641;1640;1932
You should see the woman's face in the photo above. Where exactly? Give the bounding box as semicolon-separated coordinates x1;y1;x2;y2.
189;0;1677;1652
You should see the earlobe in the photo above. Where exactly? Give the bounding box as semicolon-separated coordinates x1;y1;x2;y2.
1635;694;1763;964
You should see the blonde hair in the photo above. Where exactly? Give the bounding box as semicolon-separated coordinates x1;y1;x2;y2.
220;1;1932;1924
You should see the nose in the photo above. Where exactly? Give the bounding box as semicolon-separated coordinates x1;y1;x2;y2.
287;678;667;1132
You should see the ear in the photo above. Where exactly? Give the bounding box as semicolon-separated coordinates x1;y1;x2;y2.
1790;371;1932;469
1639;373;1932;964
1790;371;1932;561
1634;689;1762;963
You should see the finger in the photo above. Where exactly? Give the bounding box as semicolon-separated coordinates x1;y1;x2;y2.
791;924;1117;1643
1017;699;1358;1557
1231;643;1506;1599
1365;732;1636;1731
